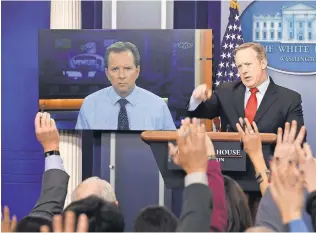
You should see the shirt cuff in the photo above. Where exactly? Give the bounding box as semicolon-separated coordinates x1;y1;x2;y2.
288;219;309;232
188;96;203;111
45;155;65;171
185;172;208;187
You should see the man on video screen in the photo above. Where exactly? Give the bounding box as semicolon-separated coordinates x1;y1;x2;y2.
75;41;176;130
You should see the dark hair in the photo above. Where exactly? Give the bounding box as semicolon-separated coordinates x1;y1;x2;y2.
105;41;140;68
14;216;52;232
64;195;125;232
133;205;178;232
224;175;253;232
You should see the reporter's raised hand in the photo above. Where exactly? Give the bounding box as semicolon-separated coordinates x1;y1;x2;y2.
168;117;208;174
169;119;215;159
205;133;215;158
296;143;316;193
34;112;60;152
236;117;262;158
1;206;17;232
182;118;215;157
40;211;88;232
237;118;268;194
192;84;212;102
269;157;305;224
274;120;306;162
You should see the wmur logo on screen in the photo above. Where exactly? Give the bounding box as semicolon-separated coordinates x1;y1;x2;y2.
67;42;105;79
241;1;316;75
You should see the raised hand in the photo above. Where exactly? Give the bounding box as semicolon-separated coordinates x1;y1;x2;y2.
296;143;316;193
34;112;60;152
168;117;208;174
1;206;17;232
236;117;268;194
274;120;306;162
40;211;88;232
269;157;305;224
236;117;262;158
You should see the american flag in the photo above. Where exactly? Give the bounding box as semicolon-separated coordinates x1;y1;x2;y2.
214;0;244;87
213;0;244;131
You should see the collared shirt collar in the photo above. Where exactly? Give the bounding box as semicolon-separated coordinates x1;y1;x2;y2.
109;85;138;106
246;76;270;94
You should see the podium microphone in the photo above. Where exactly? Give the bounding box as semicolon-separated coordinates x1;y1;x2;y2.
226;124;231;132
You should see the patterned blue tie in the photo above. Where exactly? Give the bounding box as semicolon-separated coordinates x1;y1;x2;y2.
117;98;129;130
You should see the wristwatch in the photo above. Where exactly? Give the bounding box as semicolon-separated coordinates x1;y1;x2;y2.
207;155;216;160
256;169;270;184
44;150;60;158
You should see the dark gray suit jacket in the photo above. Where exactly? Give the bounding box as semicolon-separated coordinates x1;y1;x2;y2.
187;78;305;190
256;187;313;232
28;169;69;221
187;77;304;135
176;183;213;232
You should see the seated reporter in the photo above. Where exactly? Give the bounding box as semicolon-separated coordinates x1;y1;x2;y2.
204;128;227;232
236;117;269;195
71;176;118;205
63;195;125;232
133;206;178;232
40;211;88;232
255;120;314;232
224;175;253;232
170;118;227;232
269;155;308;232
296;142;316;232
168;117;212;232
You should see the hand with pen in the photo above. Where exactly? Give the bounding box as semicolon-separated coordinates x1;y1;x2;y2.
35;111;60;152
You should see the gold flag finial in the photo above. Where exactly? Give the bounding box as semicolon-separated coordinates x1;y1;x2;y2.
230;0;240;10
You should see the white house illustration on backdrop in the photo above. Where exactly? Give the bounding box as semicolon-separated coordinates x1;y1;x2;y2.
253;2;316;43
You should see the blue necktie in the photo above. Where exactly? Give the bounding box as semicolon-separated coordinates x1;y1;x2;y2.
117;99;129;130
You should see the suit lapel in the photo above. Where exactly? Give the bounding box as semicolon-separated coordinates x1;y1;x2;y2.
254;78;278;124
233;82;246;118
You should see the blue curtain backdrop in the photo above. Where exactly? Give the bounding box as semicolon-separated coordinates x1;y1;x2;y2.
1;1;51;219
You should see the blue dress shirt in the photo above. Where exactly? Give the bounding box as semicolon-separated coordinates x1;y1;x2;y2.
288;219;309;232
75;86;176;130
45;155;65;171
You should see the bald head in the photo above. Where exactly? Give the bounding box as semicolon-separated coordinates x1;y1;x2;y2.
71;177;117;203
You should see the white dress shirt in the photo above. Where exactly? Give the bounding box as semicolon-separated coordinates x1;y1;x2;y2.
244;77;270;109
185;172;208;187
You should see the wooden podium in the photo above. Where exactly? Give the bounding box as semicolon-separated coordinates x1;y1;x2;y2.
141;131;276;191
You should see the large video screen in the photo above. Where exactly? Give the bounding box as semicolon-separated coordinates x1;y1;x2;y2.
39;29;197;130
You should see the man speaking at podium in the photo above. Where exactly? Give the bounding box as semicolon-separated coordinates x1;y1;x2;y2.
187;42;304;136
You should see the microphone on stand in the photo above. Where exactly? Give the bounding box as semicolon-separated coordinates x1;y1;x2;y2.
226;124;231;132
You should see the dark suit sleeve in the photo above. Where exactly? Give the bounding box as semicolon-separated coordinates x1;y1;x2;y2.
187;92;221;119
306;191;316;232
285;93;304;129
284;93;306;141
255;188;285;232
176;183;212;232
28;169;70;220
